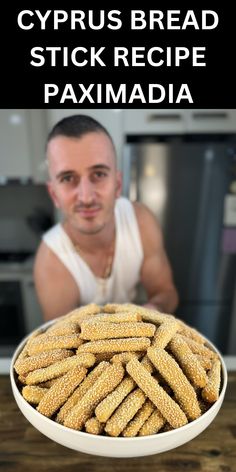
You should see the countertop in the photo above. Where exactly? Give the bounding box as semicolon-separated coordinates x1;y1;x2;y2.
0;257;34;278
0;373;236;472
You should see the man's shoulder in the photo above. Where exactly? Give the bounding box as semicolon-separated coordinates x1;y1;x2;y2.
34;241;80;320
34;239;65;276
132;201;156;223
116;197;149;218
132;202;162;251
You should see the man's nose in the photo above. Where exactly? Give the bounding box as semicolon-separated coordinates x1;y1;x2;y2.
76;177;95;204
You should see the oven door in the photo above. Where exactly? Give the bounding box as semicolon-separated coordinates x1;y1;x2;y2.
0;281;26;356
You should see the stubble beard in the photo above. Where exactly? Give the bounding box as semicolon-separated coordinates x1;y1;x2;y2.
64;200;116;237
74;221;107;235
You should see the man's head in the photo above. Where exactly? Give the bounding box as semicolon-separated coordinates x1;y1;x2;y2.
46;115;122;235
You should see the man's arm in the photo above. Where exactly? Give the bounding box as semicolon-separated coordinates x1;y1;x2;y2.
34;241;80;321
134;202;179;313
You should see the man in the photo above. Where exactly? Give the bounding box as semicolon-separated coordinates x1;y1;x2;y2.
34;114;179;321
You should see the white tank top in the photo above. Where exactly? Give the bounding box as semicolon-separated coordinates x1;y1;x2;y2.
43;197;144;305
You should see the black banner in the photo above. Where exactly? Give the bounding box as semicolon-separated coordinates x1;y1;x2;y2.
1;5;235;108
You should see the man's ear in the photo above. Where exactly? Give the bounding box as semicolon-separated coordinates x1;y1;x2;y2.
47;181;60;208
115;171;123;198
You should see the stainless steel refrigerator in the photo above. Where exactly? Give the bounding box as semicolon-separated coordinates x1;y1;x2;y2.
123;135;236;354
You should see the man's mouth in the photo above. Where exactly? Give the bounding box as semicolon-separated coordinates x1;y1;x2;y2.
75;206;101;218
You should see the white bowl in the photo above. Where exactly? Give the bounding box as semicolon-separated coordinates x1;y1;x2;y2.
10;323;228;458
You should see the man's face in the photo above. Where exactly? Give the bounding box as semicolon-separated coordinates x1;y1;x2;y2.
47;131;122;235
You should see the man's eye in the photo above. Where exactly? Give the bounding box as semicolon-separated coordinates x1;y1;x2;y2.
94;171;107;179
60;175;74;183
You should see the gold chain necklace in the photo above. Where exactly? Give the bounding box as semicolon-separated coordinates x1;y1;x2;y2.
73;240;115;281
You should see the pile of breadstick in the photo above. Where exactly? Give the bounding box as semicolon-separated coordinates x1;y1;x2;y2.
14;303;222;437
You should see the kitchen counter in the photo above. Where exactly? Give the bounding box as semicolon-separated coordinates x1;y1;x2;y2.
0;373;235;472
0;257;34;278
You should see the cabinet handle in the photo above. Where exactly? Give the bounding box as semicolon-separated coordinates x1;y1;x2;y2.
147;113;182;122
191;112;229;121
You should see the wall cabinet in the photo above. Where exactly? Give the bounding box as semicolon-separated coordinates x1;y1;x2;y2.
123;109;236;135
0;110;32;179
185;110;236;133
0;110;47;183
123;109;187;135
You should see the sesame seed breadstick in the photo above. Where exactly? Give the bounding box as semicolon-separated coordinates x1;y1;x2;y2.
46;321;80;337
102;303;139;315
28;335;84;356
138;409;166;436
22;385;48;404
102;303;133;313
126;358;188;429
37;366;87;417
63;304;101;323
136;308;175;325
140;355;154;373
77;337;151;354
137;321;179;374
14;349;73;375
26;328;45;343
169;335;208;388
83;312;142;323
179;335;217;359
178;321;205;344
202;359;222;403
13;346;29;371
95;352;116;363
96;347;157;424
80;321;156;341
25;353;95;385
103;303;175;326
147;347;201;420
138;319;179;374
64;363;125;430
18;374;28;385
56;361;110;424
143;312;175;325
95;376;136;423
14;329;43;370
111;352;143;365
195;355;213;371
152;320;180;348
105;388;146;437
122;399;155;437
38;379;57;388
85;417;104;435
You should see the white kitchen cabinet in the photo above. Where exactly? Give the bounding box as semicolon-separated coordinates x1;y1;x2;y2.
0;110;32;179
123;109;188;135
0;110;48;182
185;110;236;133
123;109;236;136
46;109;124;169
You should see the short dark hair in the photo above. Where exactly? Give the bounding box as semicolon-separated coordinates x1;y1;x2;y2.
47;114;114;146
